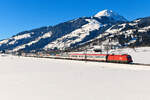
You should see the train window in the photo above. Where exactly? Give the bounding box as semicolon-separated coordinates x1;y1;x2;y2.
99;56;102;58
72;55;77;57
97;56;101;58
90;56;93;58
96;56;99;58
87;56;90;58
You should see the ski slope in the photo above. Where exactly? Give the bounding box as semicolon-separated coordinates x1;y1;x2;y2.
0;54;150;100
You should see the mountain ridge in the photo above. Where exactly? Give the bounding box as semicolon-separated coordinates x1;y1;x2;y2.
0;10;149;53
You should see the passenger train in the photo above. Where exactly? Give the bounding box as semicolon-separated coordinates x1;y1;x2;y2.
55;53;133;63
22;51;133;64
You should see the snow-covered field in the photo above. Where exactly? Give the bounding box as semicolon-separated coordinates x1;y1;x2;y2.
109;47;150;64
0;54;150;100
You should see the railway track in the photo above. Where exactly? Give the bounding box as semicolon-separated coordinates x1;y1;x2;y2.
23;55;150;67
131;63;150;66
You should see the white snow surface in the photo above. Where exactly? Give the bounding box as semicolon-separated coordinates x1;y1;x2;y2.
94;9;127;22
12;32;52;52
0;33;31;46
0;39;9;46
27;32;52;46
12;33;31;40
0;54;150;100
8;34;31;45
44;19;101;50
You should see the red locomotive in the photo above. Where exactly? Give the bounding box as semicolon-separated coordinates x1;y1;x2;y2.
107;54;133;63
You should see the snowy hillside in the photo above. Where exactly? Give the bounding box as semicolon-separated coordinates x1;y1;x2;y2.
95;17;150;48
44;19;101;49
0;54;150;100
0;10;127;52
75;17;150;52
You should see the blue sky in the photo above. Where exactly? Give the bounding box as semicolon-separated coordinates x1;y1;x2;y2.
0;0;149;40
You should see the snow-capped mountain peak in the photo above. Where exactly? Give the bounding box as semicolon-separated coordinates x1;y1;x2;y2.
94;9;113;17
94;9;127;22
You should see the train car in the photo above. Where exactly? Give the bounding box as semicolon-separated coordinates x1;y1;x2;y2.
107;54;133;63
69;53;107;61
